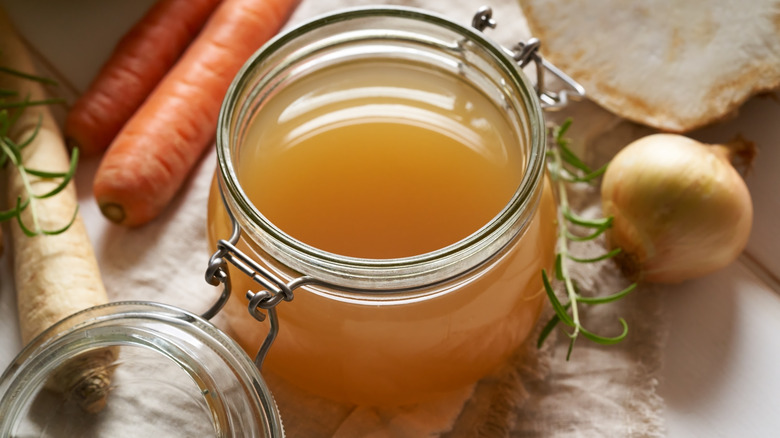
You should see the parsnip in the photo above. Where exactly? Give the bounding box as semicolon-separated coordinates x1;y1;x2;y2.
0;8;116;413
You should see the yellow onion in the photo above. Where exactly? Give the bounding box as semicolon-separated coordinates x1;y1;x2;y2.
601;134;753;283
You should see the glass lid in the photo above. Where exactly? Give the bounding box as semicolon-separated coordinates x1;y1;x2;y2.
0;302;284;437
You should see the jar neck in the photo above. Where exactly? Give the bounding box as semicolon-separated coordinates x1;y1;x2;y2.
215;6;546;291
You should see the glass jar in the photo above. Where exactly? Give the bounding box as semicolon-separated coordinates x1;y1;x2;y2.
0;302;284;437
206;6;559;406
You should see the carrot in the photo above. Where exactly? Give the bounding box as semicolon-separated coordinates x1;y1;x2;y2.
93;0;300;226
1;8;116;413
64;0;223;156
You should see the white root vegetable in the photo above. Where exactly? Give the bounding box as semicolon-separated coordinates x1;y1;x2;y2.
0;8;116;413
601;133;754;283
518;0;780;132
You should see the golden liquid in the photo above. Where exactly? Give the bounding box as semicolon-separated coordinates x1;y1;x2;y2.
238;61;525;257
208;60;556;405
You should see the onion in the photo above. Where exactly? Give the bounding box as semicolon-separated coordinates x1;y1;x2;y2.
600;133;754;283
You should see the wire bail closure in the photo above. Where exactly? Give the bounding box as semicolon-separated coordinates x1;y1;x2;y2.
201;187;317;370
471;6;585;110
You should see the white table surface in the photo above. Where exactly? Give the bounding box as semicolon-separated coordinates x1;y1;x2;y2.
1;1;779;437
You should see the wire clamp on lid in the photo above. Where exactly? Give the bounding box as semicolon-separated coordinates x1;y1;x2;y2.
202;190;307;369
472;6;585;110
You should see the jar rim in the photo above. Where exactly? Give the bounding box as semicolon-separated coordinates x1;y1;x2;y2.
215;6;547;289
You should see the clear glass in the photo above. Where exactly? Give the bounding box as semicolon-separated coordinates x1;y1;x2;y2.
207;6;555;405
0;302;284;437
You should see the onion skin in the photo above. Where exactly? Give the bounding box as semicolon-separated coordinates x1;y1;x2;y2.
601;134;753;284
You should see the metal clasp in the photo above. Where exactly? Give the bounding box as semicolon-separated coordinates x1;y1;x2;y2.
472;6;585;110
201;188;316;369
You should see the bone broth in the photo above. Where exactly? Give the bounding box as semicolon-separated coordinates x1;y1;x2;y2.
240;62;523;258
207;22;556;406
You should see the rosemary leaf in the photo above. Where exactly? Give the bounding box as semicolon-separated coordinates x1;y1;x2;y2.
553;118;572;141
542;270;575;327
554;253;564;281
563;208;612;228
578;318;629;345
537;301;572;348
0;109;8;130
560;163;608;183
565;223;611;242
558;142;592;174
14;113;43;149
0;197;26;220
14;196;38;237
0;97;65;109
565;336;576;361
568;247;623;263
29;148;79;199
23;168;69;179
0;135;20;166
41;205;80;236
577;283;637;305
537;314;560;348
0;65;58;85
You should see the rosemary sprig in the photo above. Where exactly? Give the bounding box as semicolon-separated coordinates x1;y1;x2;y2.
0;65;77;236
0;65;58;85
538;119;637;360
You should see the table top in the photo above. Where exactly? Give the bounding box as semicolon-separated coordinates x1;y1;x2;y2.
1;1;779;436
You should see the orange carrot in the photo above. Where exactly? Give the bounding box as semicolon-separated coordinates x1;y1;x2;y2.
64;0;223;156
93;0;300;226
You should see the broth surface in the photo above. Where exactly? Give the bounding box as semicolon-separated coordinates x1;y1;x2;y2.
238;61;523;258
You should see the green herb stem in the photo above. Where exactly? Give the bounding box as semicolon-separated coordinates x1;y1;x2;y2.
538;119;636;360
0;97;65;109
0;65;78;236
0;65;58;85
0;134;41;232
550;141;583;351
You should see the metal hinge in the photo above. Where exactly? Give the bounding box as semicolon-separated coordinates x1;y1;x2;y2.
472;6;585;110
